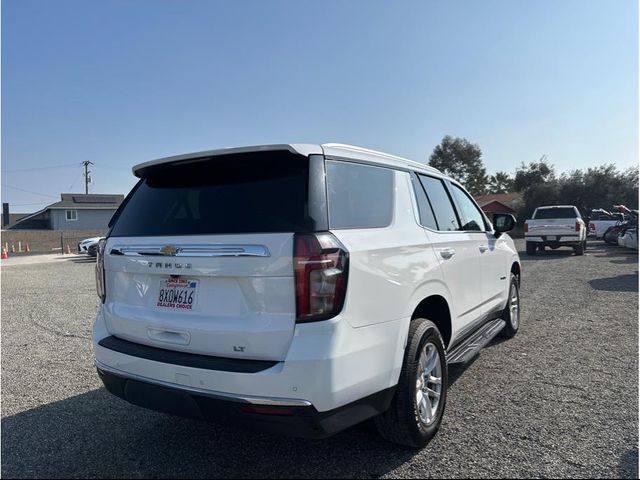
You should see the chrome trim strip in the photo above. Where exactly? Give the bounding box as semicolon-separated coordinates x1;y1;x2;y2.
95;360;312;407
529;224;573;230
110;244;270;258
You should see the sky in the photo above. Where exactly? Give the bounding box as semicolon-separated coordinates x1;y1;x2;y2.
2;0;638;211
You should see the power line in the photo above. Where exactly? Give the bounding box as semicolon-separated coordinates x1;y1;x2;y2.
92;164;129;172
2;162;80;173
1;184;59;199
68;170;83;191
3;202;50;206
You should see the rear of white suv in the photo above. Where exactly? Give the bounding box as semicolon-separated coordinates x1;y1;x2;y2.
94;144;521;447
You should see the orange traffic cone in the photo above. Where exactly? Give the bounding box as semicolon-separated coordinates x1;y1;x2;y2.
66;244;71;254
25;243;30;252
1;247;8;259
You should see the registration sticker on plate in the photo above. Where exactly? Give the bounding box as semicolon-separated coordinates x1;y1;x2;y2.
157;278;198;310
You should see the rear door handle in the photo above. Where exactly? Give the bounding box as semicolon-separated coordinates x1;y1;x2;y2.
439;248;456;259
479;244;488;253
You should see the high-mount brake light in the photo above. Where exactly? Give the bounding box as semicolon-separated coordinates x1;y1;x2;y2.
294;233;348;323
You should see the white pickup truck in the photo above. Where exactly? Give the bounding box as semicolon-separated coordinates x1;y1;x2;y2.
587;209;624;239
524;205;587;256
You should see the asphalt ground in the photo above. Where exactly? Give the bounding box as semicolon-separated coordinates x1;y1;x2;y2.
2;239;638;478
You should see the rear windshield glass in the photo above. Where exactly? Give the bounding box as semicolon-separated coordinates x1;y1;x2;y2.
110;152;312;236
534;207;577;219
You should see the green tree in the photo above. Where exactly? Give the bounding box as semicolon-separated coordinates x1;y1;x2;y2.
514;160;555;192
520;181;560;221
488;171;514;194
514;159;558;222
428;136;488;196
513;162;638;225
558;164;638;215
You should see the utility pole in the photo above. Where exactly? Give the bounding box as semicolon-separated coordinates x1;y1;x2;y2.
82;161;93;194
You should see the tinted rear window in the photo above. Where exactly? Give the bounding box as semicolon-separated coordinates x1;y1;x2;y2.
534;207;578;219
411;174;438;230
110;152;312;236
418;175;460;231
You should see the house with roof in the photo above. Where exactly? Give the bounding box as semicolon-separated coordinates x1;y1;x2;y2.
0;212;30;228
7;193;124;230
474;192;523;219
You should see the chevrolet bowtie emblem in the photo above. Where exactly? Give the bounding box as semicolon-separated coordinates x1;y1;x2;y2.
160;245;179;256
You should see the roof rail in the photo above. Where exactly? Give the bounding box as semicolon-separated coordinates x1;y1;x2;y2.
321;143;441;174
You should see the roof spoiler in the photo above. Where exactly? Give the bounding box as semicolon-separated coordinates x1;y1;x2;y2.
132;144;322;178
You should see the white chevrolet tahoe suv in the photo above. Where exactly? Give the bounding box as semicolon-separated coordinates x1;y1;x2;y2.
93;143;521;447
524;205;587;256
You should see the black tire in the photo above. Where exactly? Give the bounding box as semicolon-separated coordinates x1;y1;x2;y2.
500;274;520;338
374;318;448;448
526;242;537;255
574;241;584;256
604;228;618;245
538;244;545;252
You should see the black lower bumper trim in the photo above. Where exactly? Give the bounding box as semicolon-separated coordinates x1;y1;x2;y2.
98;336;278;374
97;367;396;439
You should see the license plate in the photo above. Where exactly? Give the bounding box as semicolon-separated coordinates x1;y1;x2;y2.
157;278;198;310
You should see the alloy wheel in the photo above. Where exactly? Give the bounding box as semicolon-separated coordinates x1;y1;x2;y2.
415;342;442;425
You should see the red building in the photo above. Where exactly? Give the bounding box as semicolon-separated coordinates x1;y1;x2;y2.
475;193;522;220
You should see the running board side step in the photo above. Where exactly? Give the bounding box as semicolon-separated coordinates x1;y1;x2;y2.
447;318;506;365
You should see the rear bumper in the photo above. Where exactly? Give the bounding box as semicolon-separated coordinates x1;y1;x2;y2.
97;363;394;439
525;235;582;245
93;307;407;417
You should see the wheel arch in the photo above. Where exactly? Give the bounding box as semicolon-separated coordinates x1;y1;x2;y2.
510;260;521;286
410;294;452;350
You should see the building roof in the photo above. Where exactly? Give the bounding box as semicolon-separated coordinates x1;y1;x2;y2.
6;193;124;229
478;200;517;214
132;143;442;177
1;213;30;227
475;192;522;208
46;193;124;210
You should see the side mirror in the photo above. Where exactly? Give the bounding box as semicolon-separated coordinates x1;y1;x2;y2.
493;213;516;238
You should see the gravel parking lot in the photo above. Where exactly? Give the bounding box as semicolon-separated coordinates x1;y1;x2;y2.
2;240;638;478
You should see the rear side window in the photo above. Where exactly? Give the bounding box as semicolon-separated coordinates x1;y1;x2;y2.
449;184;486;232
418;175;460;231
110;152;312;236
534;207;579;219
326;161;393;229
410;174;438;230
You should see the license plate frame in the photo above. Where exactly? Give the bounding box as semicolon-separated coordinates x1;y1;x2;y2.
157;278;199;311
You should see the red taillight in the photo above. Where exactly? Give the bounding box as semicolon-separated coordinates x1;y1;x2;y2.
575;221;580;231
95;238;106;303
589;223;596;231
294;233;348;323
524;222;528;233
